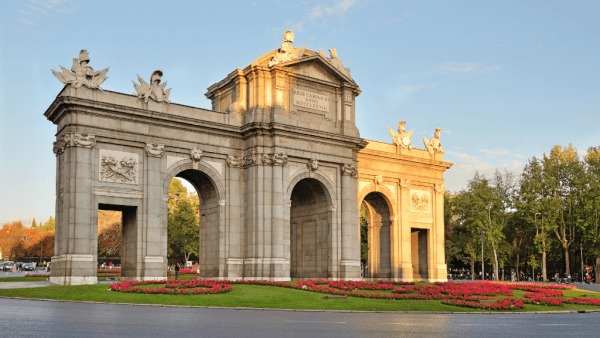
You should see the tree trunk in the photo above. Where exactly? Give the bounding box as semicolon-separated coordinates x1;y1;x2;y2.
516;253;520;280
596;254;600;284
542;247;547;282
564;245;570;276
471;257;475;282
492;243;499;281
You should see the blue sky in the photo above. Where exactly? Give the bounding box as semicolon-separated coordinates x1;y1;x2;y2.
1;0;599;224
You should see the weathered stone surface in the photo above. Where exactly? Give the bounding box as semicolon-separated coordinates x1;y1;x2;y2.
45;32;450;285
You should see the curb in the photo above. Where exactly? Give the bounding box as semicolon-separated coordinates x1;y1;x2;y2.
1;296;600;314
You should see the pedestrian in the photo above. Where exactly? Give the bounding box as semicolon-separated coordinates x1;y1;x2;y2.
109;262;112;269
492;272;495;281
175;263;180;280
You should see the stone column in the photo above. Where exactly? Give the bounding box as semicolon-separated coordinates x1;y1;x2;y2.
243;153;263;279
434;184;447;282
50;133;97;286
340;163;360;280
51;140;64;272
270;153;289;280
226;155;244;278
140;143;166;281
399;179;413;281
261;153;273;278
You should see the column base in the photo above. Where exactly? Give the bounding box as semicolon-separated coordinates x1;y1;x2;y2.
340;260;361;280
49;276;97;285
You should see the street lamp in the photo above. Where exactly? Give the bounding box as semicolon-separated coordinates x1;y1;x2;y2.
479;230;486;280
581;242;584;284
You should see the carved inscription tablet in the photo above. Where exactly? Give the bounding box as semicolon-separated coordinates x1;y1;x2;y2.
410;190;430;213
292;88;329;112
99;149;139;185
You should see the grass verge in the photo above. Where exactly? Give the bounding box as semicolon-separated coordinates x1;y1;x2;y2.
1;280;600;312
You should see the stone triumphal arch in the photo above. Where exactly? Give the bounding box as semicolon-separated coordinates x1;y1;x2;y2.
46;33;451;285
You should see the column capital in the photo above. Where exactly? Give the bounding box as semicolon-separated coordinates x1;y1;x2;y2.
73;133;96;148
227;155;243;168
400;178;411;189
340;163;358;178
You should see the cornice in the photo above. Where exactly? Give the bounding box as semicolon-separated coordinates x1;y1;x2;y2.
358;149;453;170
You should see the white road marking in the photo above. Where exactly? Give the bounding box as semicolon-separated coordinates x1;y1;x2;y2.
382;323;433;325
538;324;582;326
286;320;329;323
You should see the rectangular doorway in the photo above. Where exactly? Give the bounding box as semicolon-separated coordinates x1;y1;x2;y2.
411;228;428;281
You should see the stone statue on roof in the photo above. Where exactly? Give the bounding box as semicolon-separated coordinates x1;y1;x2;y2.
132;70;171;103
268;30;306;67
389;121;414;150
424;128;445;155
51;49;109;91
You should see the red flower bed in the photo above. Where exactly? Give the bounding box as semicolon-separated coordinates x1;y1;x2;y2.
442;297;525;310
25;274;49;277
107;278;598;311
110;279;232;295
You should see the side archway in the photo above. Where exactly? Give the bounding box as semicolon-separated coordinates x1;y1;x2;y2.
163;159;226;277
357;183;397;279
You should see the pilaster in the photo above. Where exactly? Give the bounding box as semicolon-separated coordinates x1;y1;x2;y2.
399;178;414;281
340;163;360;280
50;133;97;285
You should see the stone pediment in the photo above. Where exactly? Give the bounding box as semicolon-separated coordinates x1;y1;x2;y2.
279;55;355;85
249;51;355;86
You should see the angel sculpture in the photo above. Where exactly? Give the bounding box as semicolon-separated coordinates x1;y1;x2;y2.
51;49;109;91
132;70;171;103
388;121;414;150
423;128;445;155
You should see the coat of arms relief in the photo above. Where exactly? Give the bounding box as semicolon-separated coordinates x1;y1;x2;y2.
99;150;138;184
410;190;430;213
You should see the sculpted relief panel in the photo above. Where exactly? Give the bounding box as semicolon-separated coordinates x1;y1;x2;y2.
99;149;139;185
410;190;430;213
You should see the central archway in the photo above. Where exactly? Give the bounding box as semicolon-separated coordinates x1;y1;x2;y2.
289;178;332;279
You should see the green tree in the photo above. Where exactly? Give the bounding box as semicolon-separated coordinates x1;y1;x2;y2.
38;216;55;231
360;203;368;264
454;172;505;280
168;179;189;213
516;157;551;281
542;144;585;276
580;146;600;282
168;199;199;263
31;218;37;229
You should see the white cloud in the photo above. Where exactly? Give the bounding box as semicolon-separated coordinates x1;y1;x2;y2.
309;6;323;19
479;148;508;157
292;21;304;31
406;84;426;92
438;61;502;76
444;151;525;193
17;0;80;25
308;0;357;20
439;62;481;74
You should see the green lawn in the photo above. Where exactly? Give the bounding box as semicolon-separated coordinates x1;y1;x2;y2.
0;279;599;312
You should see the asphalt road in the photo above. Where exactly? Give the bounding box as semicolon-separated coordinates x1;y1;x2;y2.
0;298;598;337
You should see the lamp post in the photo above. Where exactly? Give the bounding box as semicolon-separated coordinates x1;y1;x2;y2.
479;230;486;280
581;242;584;284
